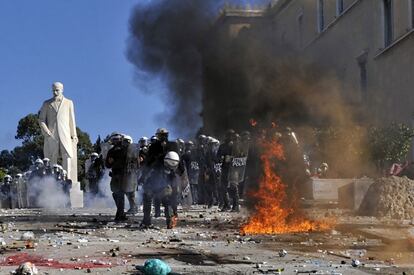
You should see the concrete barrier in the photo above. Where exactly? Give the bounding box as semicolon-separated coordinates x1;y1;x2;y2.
304;178;354;201
338;177;374;210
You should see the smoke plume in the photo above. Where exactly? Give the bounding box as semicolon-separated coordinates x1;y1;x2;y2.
127;0;358;137
28;176;71;209
127;0;372;178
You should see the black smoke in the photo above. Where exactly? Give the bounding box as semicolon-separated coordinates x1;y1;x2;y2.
127;0;219;136
127;0;356;138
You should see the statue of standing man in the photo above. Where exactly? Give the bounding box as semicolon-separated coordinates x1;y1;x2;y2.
38;82;83;207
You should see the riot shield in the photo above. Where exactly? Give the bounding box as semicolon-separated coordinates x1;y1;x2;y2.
227;141;250;184
179;166;193;210
124;143;140;193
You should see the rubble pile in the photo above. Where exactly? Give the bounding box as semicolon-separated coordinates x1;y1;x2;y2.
359;176;414;219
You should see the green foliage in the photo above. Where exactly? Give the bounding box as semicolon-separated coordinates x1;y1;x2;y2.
309;123;414;177
12;113;44;170
0;113;94;181
77;127;94;182
0;150;14;168
310;126;370;177
0;168;6;181
368;123;414;167
16;114;42;144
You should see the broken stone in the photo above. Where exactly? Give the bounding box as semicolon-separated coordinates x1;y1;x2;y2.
21;232;35;241
278;249;287;257
13;262;38;275
351;259;360;267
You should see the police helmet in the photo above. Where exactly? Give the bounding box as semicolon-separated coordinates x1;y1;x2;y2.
110;133;123;144
241;131;251;141
123;135;133;144
139;136;148;146
211;138;220;145
164;151;180;171
156;128;169;135
43;158;50;166
225;129;236;140
4;175;12;183
35;158;44;166
150;135;159;144
320;163;329;169
156;128;169;141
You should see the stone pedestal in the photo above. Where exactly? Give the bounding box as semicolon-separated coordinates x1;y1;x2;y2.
338;178;374;210
305;178;353;201
70;182;84;208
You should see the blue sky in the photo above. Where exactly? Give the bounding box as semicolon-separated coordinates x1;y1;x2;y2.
0;0;167;150
0;0;271;150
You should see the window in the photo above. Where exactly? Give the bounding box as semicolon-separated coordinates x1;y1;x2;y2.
317;0;325;33
357;51;368;103
410;0;414;28
383;0;393;47
336;0;344;16
297;13;304;47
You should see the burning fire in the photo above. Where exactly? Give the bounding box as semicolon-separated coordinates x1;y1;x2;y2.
249;118;258;127
241;132;333;235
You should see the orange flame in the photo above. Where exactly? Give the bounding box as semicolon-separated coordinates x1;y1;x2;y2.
249;118;258;127
241;135;333;235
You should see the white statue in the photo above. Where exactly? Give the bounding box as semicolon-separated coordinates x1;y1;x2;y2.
39;82;82;207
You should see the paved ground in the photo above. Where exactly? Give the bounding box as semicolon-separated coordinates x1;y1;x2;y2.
0;206;413;274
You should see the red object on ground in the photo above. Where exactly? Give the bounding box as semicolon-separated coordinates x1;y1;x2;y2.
0;253;114;269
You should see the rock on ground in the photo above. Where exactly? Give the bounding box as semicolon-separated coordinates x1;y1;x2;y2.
359;176;414;219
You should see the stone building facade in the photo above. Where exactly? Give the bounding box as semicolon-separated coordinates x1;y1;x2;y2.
205;0;414;128
268;0;414;125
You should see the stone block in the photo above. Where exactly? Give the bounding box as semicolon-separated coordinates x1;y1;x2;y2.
338;178;374;210
305;178;353;201
70;182;84;208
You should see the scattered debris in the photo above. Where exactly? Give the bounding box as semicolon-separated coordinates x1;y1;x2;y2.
278;249;287;257
20;232;35;241
141;259;171;275
13;262;38;275
351;259;360;267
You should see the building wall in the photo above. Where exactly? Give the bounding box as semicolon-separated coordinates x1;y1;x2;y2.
267;0;414;125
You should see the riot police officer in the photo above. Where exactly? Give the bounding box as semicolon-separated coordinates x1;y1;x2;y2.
1;175;12;209
105;134;129;222
183;141;200;204
28;158;45;207
144;128;178;218
43;158;53;176
217;129;235;211
141;151;180;229
123;135;140;215
85;152;104;206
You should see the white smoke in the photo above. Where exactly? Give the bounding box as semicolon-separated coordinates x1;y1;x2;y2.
28;176;70;209
83;170;115;209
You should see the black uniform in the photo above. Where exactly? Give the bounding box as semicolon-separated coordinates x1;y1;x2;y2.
217;141;233;211
105;143;129;221
141;140;178;228
183;149;200;204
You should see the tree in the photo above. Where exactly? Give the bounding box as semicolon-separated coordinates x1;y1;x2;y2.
13;113;44;170
0;168;6;181
0;150;14;169
11;113;93;181
16;113;42;144
368;123;414;170
77;127;94;182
